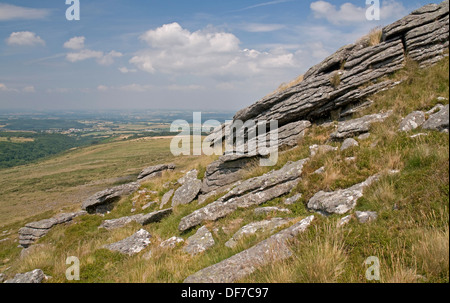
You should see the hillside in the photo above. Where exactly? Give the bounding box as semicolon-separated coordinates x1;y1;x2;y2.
0;1;449;284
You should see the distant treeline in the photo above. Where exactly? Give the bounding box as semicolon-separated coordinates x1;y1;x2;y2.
0;119;87;131
0;132;95;169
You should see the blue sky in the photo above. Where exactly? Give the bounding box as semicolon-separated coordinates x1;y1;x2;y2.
0;0;441;111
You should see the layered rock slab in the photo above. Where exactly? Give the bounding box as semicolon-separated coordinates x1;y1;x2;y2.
104;229;151;256
184;216;314;283
82;182;140;214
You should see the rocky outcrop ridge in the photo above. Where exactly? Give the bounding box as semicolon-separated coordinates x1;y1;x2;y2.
138;163;175;182
82;182;140;214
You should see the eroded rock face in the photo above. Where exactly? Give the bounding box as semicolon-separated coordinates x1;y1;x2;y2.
179;159;309;232
82;182;140;214
183;226;215;256
138;164;175;182
331;111;393;140
399;111;426;132
4;269;45;283
184;216;314;283
225;218;293;248
423;104;449;132
104;229;151;256
307;175;382;215
19;211;86;248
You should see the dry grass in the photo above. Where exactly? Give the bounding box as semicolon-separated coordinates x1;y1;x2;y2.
266;74;304;98
358;27;383;47
330;72;341;88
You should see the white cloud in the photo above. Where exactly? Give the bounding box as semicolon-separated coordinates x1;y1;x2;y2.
118;67;137;73
130;23;299;78
310;0;406;25
23;86;36;93
6;31;45;46
0;83;8;91
97;85;108;92
64;37;123;66
63;36;85;50
0;3;50;21
241;23;285;33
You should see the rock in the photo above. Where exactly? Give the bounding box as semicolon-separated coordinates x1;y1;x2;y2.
99;209;172;230
20;244;46;259
179;159;309;232
18;211;86;248
410;133;428;138
423;104;449;132
307;174;382;215
4;269;45;283
345;157;357;162
160;189;174;209
82;182;140;214
313;167;325;175
104;229;151;256
183;226;215;256
341;138;359;151
310;144;338;157
426;104;445;115
340;99;374;118
172;175;202;207
399;111;426;132
136;209;173;225
284;193;303;205
138;164;175;181
160;236;185;249
331;111;393;140
358;133;371;140
254;207;291;216
177;169;198;185
337;215;353;227
355;211;378;223
0;273;5;283
184;216;314;283
225;218;293;248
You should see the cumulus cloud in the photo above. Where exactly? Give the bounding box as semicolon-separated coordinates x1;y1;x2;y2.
0;3;50;21
6;31;45;46
64;37;122;66
310;0;406;25
130;22;298;78
63;36;85;50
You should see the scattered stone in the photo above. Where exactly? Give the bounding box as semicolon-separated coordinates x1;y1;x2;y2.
82;182;140;214
331;111;393;140
184;216;314;283
307;174;383;215
179;159;309;232
341;138;359;151
355;211;378;223
138;163;176;182
100;209;172;230
160;236;185;249
310;144;338;157
0;273;5;283
399;111;426;132
225;218;293;248
136;209;173;225
423;104;449;132
4;269;45;283
345;157;357;162
160;189;174;209
142;201;157;210
410;133;428;138
426;104;445;115
358;133;371;140
284;193;303;205
171;174;202;207
254;207;291;216
313;167;325;175
0;238;9;244
437;97;448;102
183;226;215;256
19;211;86;248
104;229;151;256
337;215;353;227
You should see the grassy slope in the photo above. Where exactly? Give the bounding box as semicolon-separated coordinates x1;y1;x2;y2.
0;58;448;283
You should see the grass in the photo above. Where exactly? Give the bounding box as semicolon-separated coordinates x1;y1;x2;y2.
265;74;305;98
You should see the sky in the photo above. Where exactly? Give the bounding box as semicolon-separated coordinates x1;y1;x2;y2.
0;0;441;112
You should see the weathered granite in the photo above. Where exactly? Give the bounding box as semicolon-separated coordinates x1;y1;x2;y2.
341;138;359;151
104;229;151;256
356;211;378;223
82;182;140;214
138;163;175;181
183;226;215;256
423;104;449;132
399;111;426;132
254;207;291;216
331;111;393;140
4;269;45;283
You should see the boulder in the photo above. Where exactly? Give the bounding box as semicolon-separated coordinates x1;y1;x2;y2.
399;111;426;132
284;193;303;205
136;209;173;225
225;218;293;248
4;269;45;283
138;164;175;181
337;215;353;227
183;226;215;256
82;182;140;214
177;169;198;185
160;236;184;249
313;167;326;175
355;211;378;223
307;174;382;215
104;229;151;256
172;174;202;207
309;144;338;157
184;216;314;283
422;104;449;132
254;207;291;216
341;138;359;151
99;209;172;230
160;189;174;209
331;111;393;140
179;159;309;232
